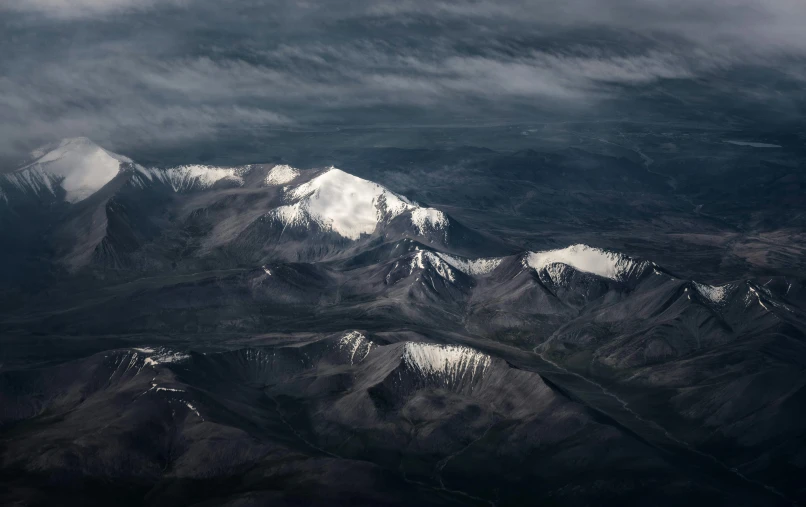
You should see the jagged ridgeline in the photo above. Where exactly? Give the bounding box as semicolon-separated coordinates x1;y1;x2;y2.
0;138;503;277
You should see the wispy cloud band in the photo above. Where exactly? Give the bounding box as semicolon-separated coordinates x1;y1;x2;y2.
0;0;804;156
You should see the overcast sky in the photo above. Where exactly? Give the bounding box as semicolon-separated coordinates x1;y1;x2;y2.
1;0;804;157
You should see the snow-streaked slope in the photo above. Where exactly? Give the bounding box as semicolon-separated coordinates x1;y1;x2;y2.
6;138;133;203
269;167;450;240
436;252;503;276
137;165;248;192
410;208;449;235
265;165;300;185
384;248;464;287
337;331;375;365
693;281;734;305
409;250;458;282
131;347;190;367
525;244;651;281
743;283;792;314
402;342;491;383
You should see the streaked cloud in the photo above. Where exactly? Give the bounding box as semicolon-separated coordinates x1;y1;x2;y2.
2;0;189;17
0;0;804;158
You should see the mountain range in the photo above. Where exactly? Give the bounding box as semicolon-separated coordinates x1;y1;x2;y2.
1;138;805;507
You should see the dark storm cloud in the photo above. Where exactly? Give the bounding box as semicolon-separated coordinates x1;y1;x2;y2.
0;0;804;157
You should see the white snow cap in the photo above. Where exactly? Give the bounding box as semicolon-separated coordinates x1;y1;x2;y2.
269;167;450;240
8;138;132;203
525;244;649;281
403;342;491;383
265;164;300;185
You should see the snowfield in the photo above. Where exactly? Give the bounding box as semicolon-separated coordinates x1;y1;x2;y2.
269;167;450;240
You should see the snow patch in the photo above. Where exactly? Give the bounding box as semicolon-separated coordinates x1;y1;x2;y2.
746;285;781;314
410;208;449;235
693;282;733;305
270;201;310;230
403;342;491;383
137;348;190;367
525;244;649;282
185;402;203;420
265;164;300;185
409;250;457;282
437;252;502;276
143;165;248;192
155;386;185;393
337;331;374;365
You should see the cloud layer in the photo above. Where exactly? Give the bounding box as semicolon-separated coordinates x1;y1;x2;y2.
1;0;804;158
2;0;188;17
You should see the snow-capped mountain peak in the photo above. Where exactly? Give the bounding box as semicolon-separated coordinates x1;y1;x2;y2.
6;137;134;203
384;247;465;287
409;250;458;282
525;244;651;282
268;167;450;241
